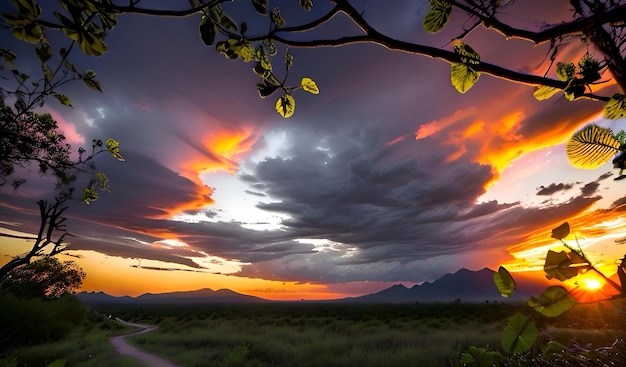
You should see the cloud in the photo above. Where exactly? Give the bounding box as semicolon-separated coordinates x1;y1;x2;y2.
536;183;574;196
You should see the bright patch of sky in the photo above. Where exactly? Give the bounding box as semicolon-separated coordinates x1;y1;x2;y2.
172;129;292;231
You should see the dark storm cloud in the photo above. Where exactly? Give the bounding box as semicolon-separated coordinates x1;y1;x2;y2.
536;183;574;196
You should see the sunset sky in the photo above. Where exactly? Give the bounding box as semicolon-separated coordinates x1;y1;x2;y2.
1;0;625;301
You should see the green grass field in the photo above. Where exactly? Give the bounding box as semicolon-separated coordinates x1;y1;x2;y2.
4;301;626;367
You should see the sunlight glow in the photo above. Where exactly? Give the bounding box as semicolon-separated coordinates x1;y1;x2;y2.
582;278;602;290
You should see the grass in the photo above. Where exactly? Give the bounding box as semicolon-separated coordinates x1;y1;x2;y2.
121;303;509;367
0;313;141;367
4;301;626;366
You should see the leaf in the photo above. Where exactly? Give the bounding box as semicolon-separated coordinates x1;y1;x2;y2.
299;0;314;11
83;77;102;92
528;285;577;317
301;77;319;95
544;250;587;281
256;82;279;98
551;222;570;240
451;63;479;93
52;92;72;107
422;0;451;34
501;312;538;354
276;94;295;118
543;341;570;361
271;7;286;27
566;124;621;169
556;62;575;81
604;94;626;120
460;346;501;367
533;85;559;100
453;40;480;65
46;359;67;367
493;266;516;298
251;0;268;15
106;138;125;161
35;41;52;63
199;15;216;46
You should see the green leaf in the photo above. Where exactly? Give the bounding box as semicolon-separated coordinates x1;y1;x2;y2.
533;85;559;100
285;51;293;70
453;40;480;65
52;92;72;107
83;77;102;92
422;0;451;34
543;341;570;361
460;346;501;367
544;250;587;281
501;312;538;354
566;124;621;169
551;222;570;240
604;94;626;120
301;77;319;95
556;62;575;81
256;82;279;98
35;41;52;63
528;285;577;317
299;0;314;11
493;266;515;298
271;7;286;27
276;94;295;118
251;0;268;15
105;138;124;161
82;186;98;204
46;359;67;367
451;63;479;94
199;15;216;46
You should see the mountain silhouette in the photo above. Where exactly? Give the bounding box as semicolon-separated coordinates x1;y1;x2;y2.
77;268;550;305
341;268;550;303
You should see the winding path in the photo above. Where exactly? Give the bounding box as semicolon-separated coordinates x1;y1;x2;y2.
110;318;181;367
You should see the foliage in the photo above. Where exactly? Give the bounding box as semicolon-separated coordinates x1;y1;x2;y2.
0;291;87;349
1;257;85;299
478;221;626;363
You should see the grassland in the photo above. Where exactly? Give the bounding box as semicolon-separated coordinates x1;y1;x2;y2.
4;300;626;367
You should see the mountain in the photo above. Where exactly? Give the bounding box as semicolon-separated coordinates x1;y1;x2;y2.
77;288;271;305
342;268;550;304
77;268;551;305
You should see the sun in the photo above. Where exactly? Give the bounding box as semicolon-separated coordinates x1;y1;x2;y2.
581;278;603;291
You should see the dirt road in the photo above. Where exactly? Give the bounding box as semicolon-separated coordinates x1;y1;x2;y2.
110;318;181;367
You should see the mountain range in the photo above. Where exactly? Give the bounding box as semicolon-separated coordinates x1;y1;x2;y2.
76;267;551;305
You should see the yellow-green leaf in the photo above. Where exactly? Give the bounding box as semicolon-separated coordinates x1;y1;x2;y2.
493;266;516;298
451;63;479;94
301;77;319;95
105;138;124;161
276;94;295;118
533;85;559;100
422;0;451;34
251;0;268;15
52;92;72;107
528;285;577;317
299;0;313;11
566;124;621;169
604;94;626;120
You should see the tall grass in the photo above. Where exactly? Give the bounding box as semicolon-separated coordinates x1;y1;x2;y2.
125;303;508;367
0;313;140;367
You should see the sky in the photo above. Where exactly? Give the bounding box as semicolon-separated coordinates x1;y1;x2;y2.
1;0;626;300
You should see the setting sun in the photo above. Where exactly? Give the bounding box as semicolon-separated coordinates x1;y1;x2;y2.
581;278;603;291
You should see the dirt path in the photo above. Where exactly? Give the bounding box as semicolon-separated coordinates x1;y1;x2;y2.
110;318;181;367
